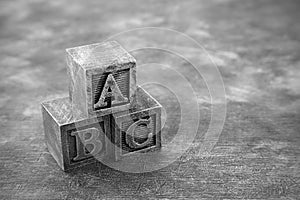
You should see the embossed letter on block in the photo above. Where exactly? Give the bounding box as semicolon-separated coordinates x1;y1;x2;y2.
41;97;113;171
66;41;137;118
111;87;162;161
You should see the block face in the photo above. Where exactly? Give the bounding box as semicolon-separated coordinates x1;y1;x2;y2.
61;116;111;171
85;61;136;117
66;41;137;118
112;106;162;161
66;53;87;119
41;105;63;169
66;41;136;70
92;68;130;110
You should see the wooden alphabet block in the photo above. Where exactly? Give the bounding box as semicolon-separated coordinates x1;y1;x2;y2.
41;86;161;171
66;41;137;119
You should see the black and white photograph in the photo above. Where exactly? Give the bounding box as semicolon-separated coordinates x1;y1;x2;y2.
0;0;299;199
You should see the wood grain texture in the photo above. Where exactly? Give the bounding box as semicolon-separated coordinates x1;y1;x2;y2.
0;0;300;199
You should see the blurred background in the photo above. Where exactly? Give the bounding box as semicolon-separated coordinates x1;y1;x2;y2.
0;0;299;199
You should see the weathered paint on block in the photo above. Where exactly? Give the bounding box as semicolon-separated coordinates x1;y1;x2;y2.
66;41;137;119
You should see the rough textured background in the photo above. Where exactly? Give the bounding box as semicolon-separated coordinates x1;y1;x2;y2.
0;0;299;199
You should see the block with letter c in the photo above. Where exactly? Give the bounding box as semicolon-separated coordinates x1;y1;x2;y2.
111;87;162;161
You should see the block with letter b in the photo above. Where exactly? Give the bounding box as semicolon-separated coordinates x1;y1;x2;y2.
66;41;137;118
41;97;113;171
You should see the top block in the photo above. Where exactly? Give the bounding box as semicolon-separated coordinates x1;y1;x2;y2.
66;41;137;119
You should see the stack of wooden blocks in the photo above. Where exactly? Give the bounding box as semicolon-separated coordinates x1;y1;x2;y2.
41;41;162;171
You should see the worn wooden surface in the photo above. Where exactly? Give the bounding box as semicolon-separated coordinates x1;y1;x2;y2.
0;0;299;199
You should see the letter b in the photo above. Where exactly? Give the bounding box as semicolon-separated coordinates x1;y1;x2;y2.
71;128;103;161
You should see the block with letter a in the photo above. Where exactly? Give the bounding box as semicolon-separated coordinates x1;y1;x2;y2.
66;41;136;119
41;41;162;171
94;73;129;109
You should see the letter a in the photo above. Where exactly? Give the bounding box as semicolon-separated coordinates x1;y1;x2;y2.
94;74;128;109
